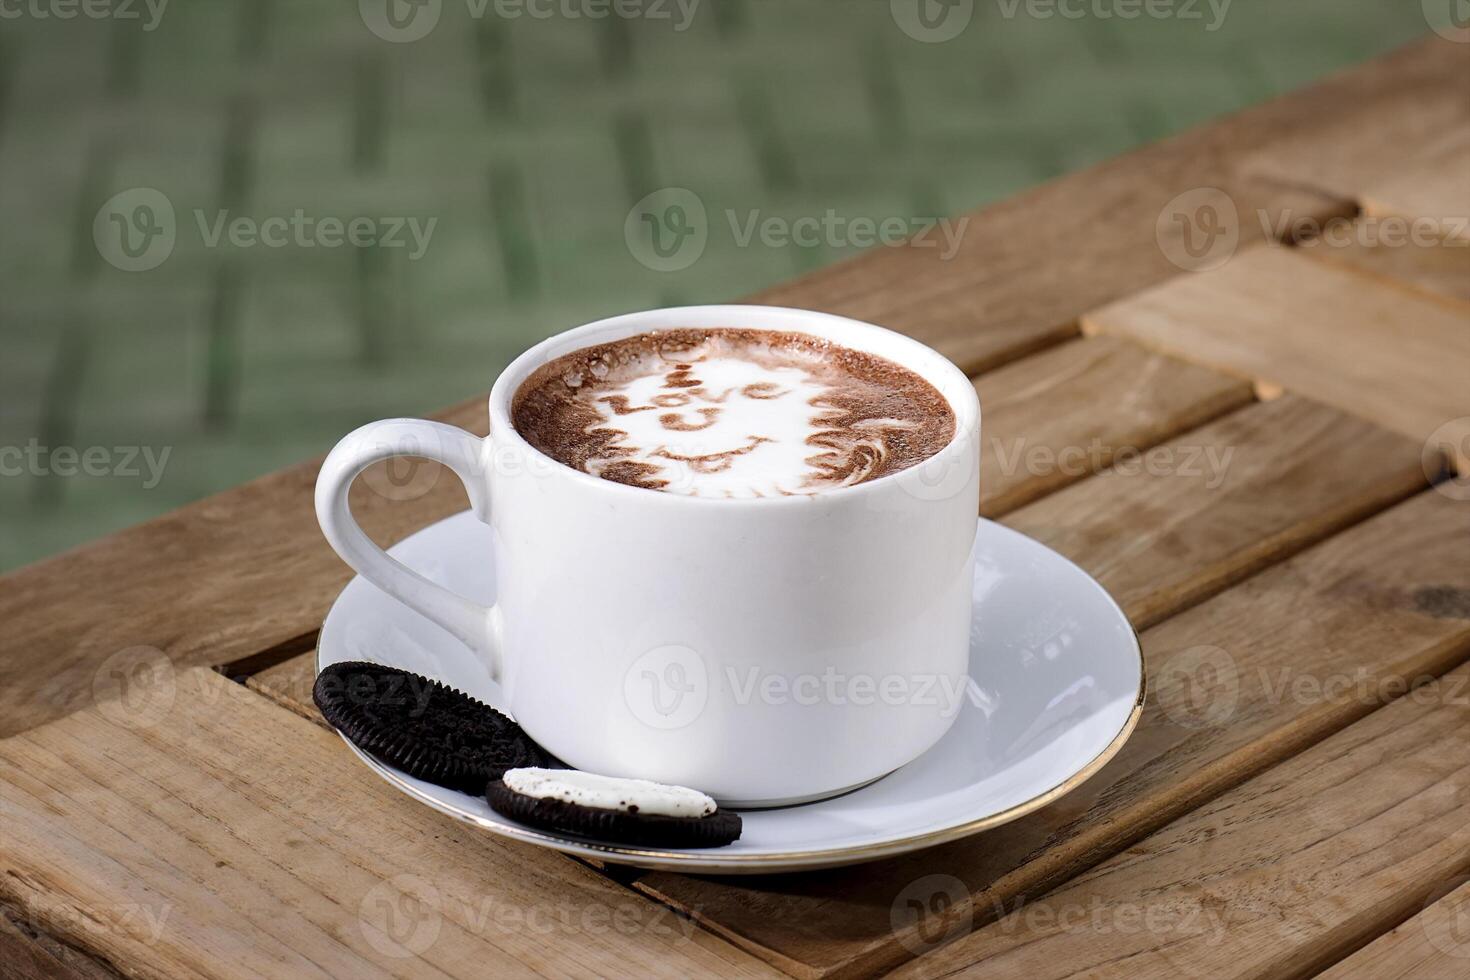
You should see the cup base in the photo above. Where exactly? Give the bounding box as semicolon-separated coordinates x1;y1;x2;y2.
715;770;895;811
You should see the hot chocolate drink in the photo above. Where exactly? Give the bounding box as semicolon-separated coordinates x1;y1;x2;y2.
511;328;956;498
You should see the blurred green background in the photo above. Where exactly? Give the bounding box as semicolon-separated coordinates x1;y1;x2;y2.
0;0;1432;572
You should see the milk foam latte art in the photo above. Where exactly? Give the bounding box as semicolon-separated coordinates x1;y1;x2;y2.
511;328;957;498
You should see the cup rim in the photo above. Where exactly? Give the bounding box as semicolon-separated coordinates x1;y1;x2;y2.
487;304;980;507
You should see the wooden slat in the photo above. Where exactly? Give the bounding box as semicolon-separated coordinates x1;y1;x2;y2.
0;670;782;980
249;378;1456;970
762;35;1467;374
0;920;70;980
633;490;1470;979
1360;130;1470;243
5;38;1462;740
0;401;480;741
0;905;120;980
246;653;615;872
1318;880;1470;979
245;653;321;727
754;34;1470;374
1004;394;1427;629
888;659;1470;980
1083;246;1470;454
755;166;1345;377
975;337;1252;517
1299;228;1470;303
1242;64;1470;209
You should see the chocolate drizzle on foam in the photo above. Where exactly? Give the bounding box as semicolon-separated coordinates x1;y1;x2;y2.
511;328;957;498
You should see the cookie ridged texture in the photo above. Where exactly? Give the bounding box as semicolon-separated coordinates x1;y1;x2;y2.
486;779;743;849
313;661;558;793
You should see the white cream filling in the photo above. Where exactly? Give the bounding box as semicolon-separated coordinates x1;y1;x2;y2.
502;768;717;818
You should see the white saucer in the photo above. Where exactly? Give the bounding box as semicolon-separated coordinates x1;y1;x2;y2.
318;512;1144;874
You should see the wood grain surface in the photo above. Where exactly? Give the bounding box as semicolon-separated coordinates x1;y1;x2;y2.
889;659;1470;979
0;904;121;980
3;35;1468;980
1003;394;1429;629
1082;246;1470;454
751;34;1470;375
4;37;1458;742
975;336;1252;517
1360;130;1470;242
245;654;322;726
1317;879;1470;979
235;489;1470;979
0;396;480;741
0;669;781;980
632;490;1470;978
1299;227;1470;303
1242;60;1470;207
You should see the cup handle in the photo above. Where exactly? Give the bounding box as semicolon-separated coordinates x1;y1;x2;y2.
314;419;503;680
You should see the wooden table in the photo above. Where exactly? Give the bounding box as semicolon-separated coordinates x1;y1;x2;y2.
2;36;1467;980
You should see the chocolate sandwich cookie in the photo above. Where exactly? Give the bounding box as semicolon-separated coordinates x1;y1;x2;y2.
313;661;557;793
487;768;742;849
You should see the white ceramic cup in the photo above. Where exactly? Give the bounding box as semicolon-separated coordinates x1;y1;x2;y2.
316;305;981;806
